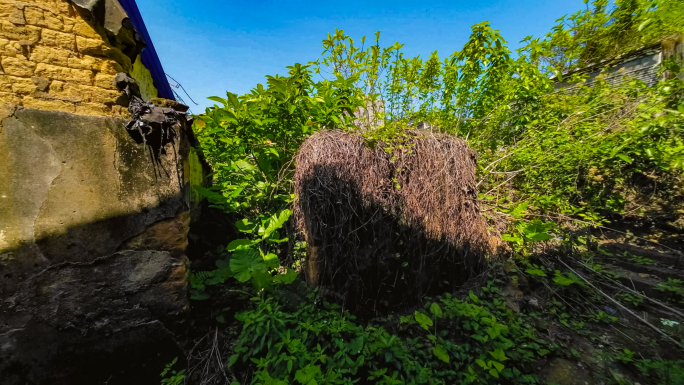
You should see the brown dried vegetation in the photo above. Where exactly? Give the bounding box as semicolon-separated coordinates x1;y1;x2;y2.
293;129;500;314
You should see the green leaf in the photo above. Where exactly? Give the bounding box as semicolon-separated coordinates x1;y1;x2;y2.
207;96;227;105
469;291;480;303
347;336;364;354
489;349;508;361
638;18;652;31
527;233;554;241
263;253;280;269
236;218;255;233
414;311;433;330
525;269;547;277
273;268;298;284
228;354;240;367
432;344;450;363
259;209;293;240
553;272;575;286
227;239;255;251
226;92;240;109
230;248;264;282
617;154;633;164
491;361;505;372
430;303;443;318
251;267;273;291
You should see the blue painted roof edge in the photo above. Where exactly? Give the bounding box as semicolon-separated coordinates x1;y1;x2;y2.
118;0;176;100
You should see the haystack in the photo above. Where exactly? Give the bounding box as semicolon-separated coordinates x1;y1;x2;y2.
293;129;497;314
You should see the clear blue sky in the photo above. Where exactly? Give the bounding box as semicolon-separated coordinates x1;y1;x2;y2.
136;0;584;111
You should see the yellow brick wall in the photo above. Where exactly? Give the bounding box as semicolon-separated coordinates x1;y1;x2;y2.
0;0;136;117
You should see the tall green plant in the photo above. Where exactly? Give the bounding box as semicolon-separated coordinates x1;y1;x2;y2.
194;63;363;216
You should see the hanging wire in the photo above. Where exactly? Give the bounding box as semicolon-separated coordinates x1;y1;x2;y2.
166;73;199;114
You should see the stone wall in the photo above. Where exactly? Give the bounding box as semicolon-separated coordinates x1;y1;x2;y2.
0;0;148;117
0;101;208;384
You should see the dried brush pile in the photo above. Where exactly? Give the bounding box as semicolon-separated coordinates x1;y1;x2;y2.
293;129;498;314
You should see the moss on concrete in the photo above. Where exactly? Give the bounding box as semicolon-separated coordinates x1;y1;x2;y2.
130;55;159;101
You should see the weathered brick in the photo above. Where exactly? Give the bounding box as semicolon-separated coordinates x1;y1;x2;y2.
30;45;71;66
22;95;76;113
48;79;63;92
1;56;36;77
0;21;41;43
0;75;12;92
0;4;18;19
34;62;93;84
0;90;21;105
94;72;116;89
71;19;100;39
2;42;19;57
75;102;109;116
43;11;63;30
37;88;81;103
85;86;120;104
24;6;64;30
67;54;101;70
61;15;77;33
111;104;130;118
75;36;104;55
41;28;75;50
0;37;10;57
22;0;71;16
23;7;43;25
9;75;35;94
99;59;123;75
104;46;131;71
57;83;120;104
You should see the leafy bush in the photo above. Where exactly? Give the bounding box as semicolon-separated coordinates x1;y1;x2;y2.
186;1;684;384
194;64;363;215
229;280;551;384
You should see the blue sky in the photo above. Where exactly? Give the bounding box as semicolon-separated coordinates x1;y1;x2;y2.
136;0;584;111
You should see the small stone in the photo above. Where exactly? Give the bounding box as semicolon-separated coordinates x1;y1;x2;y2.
8;8;26;25
32;76;51;92
528;298;540;308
